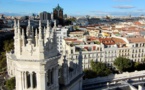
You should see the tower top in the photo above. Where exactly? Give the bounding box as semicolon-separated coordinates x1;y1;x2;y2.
53;4;63;11
13;20;59;60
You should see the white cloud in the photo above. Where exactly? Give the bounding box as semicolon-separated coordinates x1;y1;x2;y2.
16;0;46;2
88;10;145;16
113;5;135;9
90;11;110;15
113;0;132;1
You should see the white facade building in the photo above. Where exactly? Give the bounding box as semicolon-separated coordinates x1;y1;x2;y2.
56;27;68;52
6;20;83;90
64;36;145;69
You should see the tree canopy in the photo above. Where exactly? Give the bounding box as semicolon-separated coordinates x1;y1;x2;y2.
84;61;112;79
6;77;15;90
0;39;14;72
114;56;132;72
3;39;14;52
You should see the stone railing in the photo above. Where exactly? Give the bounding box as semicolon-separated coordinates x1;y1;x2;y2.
7;53;61;62
68;67;81;82
83;70;145;85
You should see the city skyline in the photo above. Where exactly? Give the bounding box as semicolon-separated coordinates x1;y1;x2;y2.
0;0;145;16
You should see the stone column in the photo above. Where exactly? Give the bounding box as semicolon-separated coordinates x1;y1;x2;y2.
30;72;33;89
21;72;24;90
16;70;22;90
37;71;46;90
24;72;27;89
16;71;19;90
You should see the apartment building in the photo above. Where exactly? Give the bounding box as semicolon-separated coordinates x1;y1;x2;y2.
57;19;145;69
56;27;68;52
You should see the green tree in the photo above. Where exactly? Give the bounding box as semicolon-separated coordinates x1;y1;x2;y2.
90;61;112;76
84;61;112;79
134;62;140;69
94;41;101;44
114;56;132;73
6;77;16;90
133;62;145;71
83;69;96;79
3;39;14;52
0;39;14;72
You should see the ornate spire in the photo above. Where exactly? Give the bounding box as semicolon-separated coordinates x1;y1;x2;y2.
47;20;50;28
32;26;34;37
14;19;17;36
35;28;38;37
17;20;20;29
22;29;25;46
17;20;21;38
61;55;69;85
44;27;46;34
14;19;17;27
54;20;57;28
35;29;38;46
45;20;50;41
63;56;68;65
28;19;30;26
26;20;31;38
39;20;42;30
22;28;25;37
39;21;42;40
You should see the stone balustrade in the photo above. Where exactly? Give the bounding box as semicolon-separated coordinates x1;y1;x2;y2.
7;53;61;62
83;70;145;85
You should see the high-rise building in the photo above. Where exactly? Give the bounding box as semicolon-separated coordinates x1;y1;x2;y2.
53;4;63;25
40;11;51;20
6;20;83;90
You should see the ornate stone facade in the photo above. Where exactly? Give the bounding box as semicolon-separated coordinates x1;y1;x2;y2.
6;20;83;90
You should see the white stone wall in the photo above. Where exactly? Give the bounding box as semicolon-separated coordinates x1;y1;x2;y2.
7;20;83;90
64;40;145;69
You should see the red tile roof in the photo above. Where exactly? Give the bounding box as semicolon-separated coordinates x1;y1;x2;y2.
127;37;145;43
134;21;142;25
112;37;126;44
99;38;115;45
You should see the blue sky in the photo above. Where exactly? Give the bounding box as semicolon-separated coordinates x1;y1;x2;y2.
0;0;145;16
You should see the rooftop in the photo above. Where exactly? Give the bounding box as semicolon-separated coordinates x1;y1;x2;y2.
99;38;115;45
112;37;126;44
127;37;145;43
53;4;63;11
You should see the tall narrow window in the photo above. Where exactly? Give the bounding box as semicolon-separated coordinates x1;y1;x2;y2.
26;72;31;88
32;72;37;88
47;70;50;86
51;70;53;84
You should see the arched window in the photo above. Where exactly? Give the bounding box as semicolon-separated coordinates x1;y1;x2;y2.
32;72;37;88
51;69;53;84
47;70;50;86
47;69;53;86
26;72;31;88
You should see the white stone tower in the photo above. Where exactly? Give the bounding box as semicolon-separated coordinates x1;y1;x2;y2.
6;20;60;90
